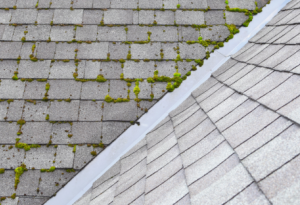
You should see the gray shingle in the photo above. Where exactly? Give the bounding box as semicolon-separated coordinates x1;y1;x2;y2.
231;67;273;93
278;95;300;124
39;170;76;196
1;25;14;41
131;43;161;59
77;42;109;59
0;146;25;169
81;81;108;100
207;92;248;123
235;117;292;160
124;61;154;79
0;80;25;99
53;9;83;24
0;42;22;59
74;145;94;169
258;154;300;204
92;176;118;201
97;26;127;41
0;101;7;121
267;10;293;25
180;26;200;41
75;188;92;205
139;0;162;8
145;170;189;205
175;10;205;25
243;124;300;181
179;42;206;59
258;75;300;110
185;141;234;185
50;0;71;8
234;44;269;62
102;122;131;144
216;99;259;131
73;0;93;8
205;11;225;25
0;122;19;143
18;198;49;205
193;81;222;103
49;100;80;121
200;25;230;42
90;183;117;205
161;43;178;60
116;159;146;195
178;0;207;8
109;80;128;99
287;32;300;44
24;146;55;169
226;183;270;205
248;45;284;65
0;171;16;196
146;120;173;148
26;25;51;41
36;42;56;59
189;162;253;205
78;101;103;121
51;122;72;144
171;103;199;127
207;0;226;9
18;60;51;79
0;10;12;24
37;10;54;24
150;26;178;41
139;10;154;24
154;10;175;25
170;95;196;118
215;62;247;83
181;129;224;168
17;170;41;195
131;81;152;99
223;105;279;148
225;11;249;26
213;58;238;77
6;100;24;121
22;101;49;121
71;122;101;143
55;145;74;168
82;10;103;24
0;60;18;79
256;25;287;43
177;118;216;152
267;25;295;43
0;0;17;7
249;27;275;42
93;0;110;8
223;64;256;86
174;108;207;138
48;80;81;99
145;156;183;193
108;43;129;60
274;25;300;44
199;85;235;112
23;81;46;100
228;0;255;9
103;101;137;121
11;9;38;24
75;25;97;41
276;9;300;25
104;9;133;24
50;26;75;41
245;71;292;100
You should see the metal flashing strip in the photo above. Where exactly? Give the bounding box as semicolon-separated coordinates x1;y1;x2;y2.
46;0;291;204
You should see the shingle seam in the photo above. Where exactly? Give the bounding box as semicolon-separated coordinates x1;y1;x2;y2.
175;116;209;140
120;156;147;176
248;27;277;43
222;66;259;87
213;74;300;129
144;168;183;195
256;149;300;184
203;92;237;113
212;60;239;78
215;63;249;83
239;123;294;161
267;25;297;43
192;83;224;102
183;139;226;170
188;153;235;187
119;146;146;160
169;102;197;119
146;143;179;168
113;176;146;199
92;172;120;190
90;180;119;201
179;128;218;155
173;193;189;205
146;120;171;135
146;130;174;150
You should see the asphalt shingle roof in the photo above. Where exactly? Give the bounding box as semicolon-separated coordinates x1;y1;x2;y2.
74;0;300;204
0;0;272;204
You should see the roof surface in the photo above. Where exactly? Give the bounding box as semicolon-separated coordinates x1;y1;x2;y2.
0;0;271;204
74;0;300;204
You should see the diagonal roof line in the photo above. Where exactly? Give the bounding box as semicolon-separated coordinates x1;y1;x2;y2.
45;0;291;204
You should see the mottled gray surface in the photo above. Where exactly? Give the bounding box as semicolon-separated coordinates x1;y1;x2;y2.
75;2;300;205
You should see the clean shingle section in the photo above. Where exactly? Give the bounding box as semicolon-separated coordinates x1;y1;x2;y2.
104;10;133;24
175;11;205;25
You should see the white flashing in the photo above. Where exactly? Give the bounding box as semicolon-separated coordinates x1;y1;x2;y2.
46;0;290;204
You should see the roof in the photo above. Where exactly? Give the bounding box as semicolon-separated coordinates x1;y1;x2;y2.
0;0;272;204
74;0;300;204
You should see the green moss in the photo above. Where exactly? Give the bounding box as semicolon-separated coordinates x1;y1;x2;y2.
0;197;6;201
73;145;76;153
133;80;140;99
166;82;174;92
45;114;49;121
45;83;50;91
90;151;97;156
177;4;181;8
11;193;16;199
104;94;114;103
14;164;27;190
40;166;56;172
17;119;26;125
7;99;14;104
66;169;75;173
96;74;107;82
68;134;73;138
0;168;4;174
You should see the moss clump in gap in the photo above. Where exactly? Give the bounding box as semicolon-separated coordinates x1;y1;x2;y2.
15;138;41;151
1;196;6;201
177;4;180;8
166;82;174;92
66;169;75;173
105;94;114;103
73;145;76;153
0;168;4;174
11;193;16;199
45;114;49;121
26;99;36;104
96;74;107;82
7;99;14;104
68;134;73;138
40;166;55;172
14;163;27;190
17;119;26;125
90;151;97;156
133;79;140;101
